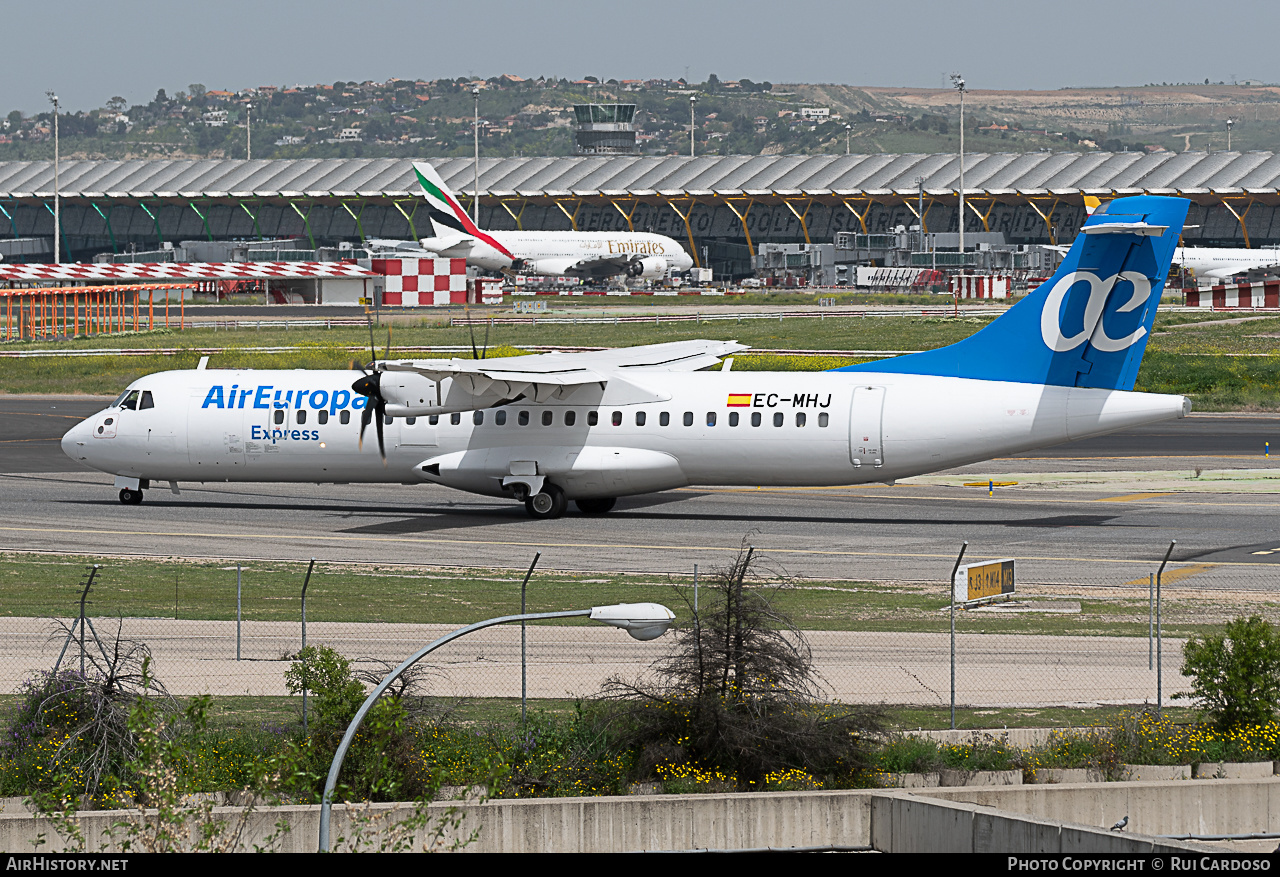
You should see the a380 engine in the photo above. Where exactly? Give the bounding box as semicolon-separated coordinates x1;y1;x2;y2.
626;256;668;278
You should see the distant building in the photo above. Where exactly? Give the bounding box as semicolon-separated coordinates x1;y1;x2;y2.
572;103;638;155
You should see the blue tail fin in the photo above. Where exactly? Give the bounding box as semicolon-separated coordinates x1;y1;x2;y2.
836;195;1190;391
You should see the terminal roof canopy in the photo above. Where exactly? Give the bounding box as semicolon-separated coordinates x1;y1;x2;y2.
2;154;1280;200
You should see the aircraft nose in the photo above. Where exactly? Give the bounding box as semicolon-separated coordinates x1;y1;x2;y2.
61;417;92;463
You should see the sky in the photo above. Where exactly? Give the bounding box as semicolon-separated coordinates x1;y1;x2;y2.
10;0;1280;114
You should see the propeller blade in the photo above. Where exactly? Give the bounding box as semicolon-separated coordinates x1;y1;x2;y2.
482;317;491;360
374;402;387;464
384;326;392;362
358;404;372;451
367;315;377;369
467;305;480;360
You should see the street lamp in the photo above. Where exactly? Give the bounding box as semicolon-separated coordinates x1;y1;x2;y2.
317;601;676;851
950;73;966;275
689;93;697;158
844;123;851;155
472;85;481;225
46;91;59;264
246;103;251;161
1226;118;1234;151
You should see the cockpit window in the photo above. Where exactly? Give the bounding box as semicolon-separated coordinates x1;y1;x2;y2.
112;389;131;407
118;390;140;410
139;391;154;410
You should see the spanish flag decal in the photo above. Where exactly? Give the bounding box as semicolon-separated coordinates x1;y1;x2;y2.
727;394;752;407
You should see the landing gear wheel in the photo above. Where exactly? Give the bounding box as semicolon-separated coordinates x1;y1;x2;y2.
524;484;567;519
575;497;616;515
118;488;143;505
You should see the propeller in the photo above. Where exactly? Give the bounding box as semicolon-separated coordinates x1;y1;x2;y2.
351;317;391;464
464;303;491;360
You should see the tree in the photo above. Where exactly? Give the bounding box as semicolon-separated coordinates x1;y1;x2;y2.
602;542;882;790
187;83;206;99
1180;615;1280;731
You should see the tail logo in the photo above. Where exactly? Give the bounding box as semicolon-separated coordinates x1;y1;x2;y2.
1040;271;1153;354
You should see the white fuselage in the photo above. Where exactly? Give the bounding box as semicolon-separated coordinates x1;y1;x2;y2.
1176;246;1280;281
63;368;1189;501
420;230;694;277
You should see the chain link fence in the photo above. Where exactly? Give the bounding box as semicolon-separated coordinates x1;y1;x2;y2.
2;545;1277;712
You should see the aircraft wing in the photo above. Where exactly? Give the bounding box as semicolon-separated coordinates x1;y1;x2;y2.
380;340;747;410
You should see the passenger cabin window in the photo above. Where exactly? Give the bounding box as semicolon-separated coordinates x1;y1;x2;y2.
340;410;351;425
495;410;508;426
318;410;329;424
635;411;646;426
588;411;598;426
542;411;553;426
751;412;761;427
473;411;484;425
818;413;829;427
274;410;285;425
611;411;622;426
428;415;439;425
451;413;461;425
405;416;415;425
773;412;784;427
139;391;154;410
660;412;670;426
518;411;529;426
683;412;693;427
706;412;716;427
564;411;576;427
296;410;307;424
796;412;806;427
384;415;393;426
729;412;739;427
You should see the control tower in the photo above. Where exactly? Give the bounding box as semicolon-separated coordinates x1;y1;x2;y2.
573;104;638;155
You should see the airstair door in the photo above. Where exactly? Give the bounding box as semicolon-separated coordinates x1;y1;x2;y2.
848;386;885;469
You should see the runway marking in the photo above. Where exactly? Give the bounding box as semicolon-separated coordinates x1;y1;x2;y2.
0;438;62;444
681;485;1280;508
3;524;1280;569
1095;492;1175;503
1124;564;1214;586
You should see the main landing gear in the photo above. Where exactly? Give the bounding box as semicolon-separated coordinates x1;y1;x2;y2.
118;488;144;505
524;483;568;519
520;485;618;519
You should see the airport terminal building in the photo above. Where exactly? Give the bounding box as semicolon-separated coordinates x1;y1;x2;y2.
1;152;1279;277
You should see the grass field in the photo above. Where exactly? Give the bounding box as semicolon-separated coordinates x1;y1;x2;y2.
0;552;1254;639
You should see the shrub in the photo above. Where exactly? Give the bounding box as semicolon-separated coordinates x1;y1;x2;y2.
601;543;883;790
1179;615;1280;731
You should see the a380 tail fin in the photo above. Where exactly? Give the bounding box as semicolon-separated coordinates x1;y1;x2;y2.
411;161;514;259
837;195;1189;392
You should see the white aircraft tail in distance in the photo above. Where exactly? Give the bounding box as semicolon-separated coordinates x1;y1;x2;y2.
408;160;694;280
65;195;1192;518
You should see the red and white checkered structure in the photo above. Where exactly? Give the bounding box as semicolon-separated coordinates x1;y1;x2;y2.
950;275;1010;299
0;261;376;282
1185;281;1280;309
372;258;468;306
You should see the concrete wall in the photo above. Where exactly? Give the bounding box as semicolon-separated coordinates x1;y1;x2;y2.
5;781;1253;853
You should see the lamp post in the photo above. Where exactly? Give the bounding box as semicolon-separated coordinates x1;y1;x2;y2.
46;91;59;264
950;73;966;273
472;85;481;225
844;123;851;155
689;93;697;158
246;103;251;161
1226;118;1234;151
317;601;676;851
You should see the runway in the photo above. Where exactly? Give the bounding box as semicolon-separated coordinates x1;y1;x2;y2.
3;397;1280;589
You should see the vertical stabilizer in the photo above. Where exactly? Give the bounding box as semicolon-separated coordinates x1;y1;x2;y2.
837;195;1189;391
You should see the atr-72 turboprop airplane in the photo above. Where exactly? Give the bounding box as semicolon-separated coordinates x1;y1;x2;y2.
63;195;1190;519
373;161;695;280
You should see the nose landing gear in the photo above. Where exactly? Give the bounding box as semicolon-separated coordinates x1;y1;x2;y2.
118;488;143;505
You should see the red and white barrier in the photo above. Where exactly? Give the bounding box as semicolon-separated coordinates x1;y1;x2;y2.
950;275;1010;299
1185;281;1280;309
372;257;467;306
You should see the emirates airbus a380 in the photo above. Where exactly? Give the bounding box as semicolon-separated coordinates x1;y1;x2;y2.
64;195;1191;519
380;161;694;280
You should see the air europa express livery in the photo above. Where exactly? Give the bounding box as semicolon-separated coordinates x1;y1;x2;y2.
63;195;1191;519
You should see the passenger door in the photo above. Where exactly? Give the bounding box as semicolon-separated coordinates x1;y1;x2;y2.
848;386;885;470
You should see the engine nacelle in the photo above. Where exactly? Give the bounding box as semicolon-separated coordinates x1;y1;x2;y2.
627;256;668;279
